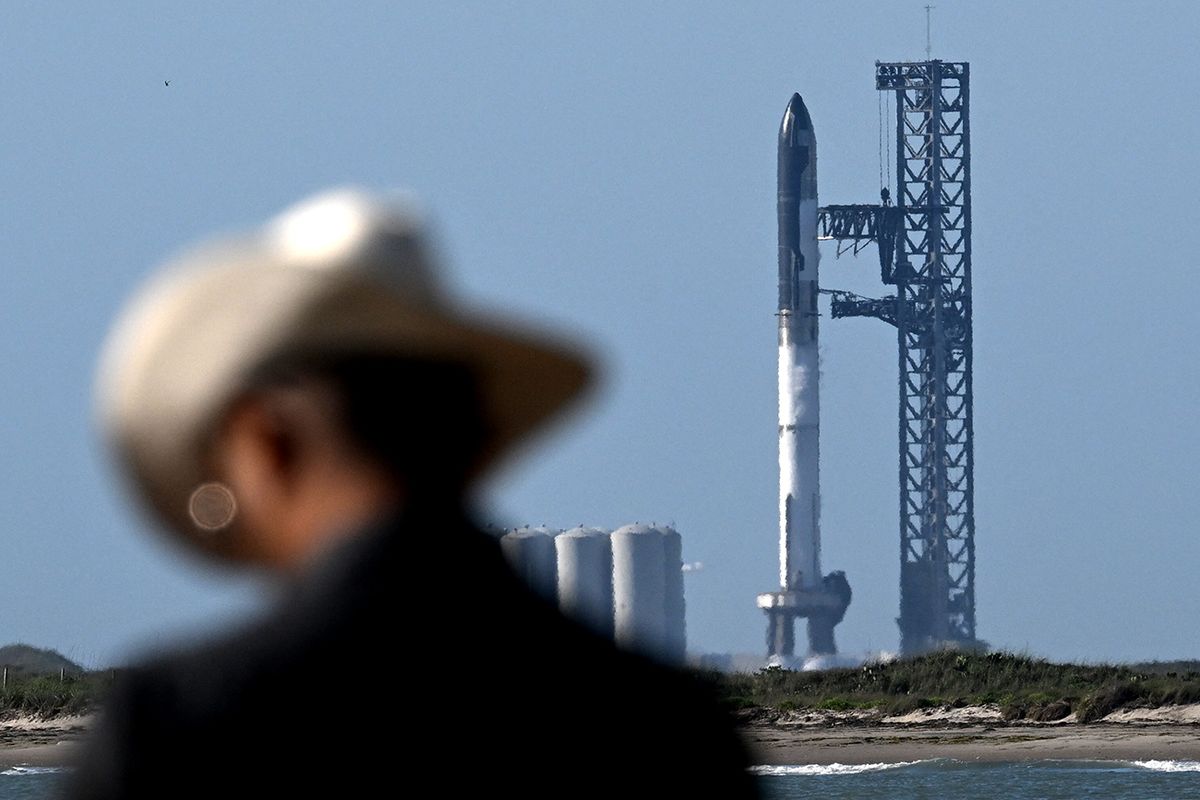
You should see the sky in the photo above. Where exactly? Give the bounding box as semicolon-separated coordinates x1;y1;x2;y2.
3;1;1200;666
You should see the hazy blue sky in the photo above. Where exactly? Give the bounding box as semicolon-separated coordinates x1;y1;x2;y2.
3;1;1198;665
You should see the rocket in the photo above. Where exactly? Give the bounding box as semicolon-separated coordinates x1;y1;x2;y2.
757;92;849;662
777;93;821;594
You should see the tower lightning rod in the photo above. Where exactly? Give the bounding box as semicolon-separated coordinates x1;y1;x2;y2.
925;5;935;59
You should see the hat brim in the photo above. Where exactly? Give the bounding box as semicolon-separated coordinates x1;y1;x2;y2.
99;256;594;564
369;304;594;477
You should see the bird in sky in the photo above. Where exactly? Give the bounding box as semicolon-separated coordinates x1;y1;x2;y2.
164;80;170;87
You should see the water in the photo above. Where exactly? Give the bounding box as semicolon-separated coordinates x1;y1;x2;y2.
0;761;1198;799
757;760;1200;799
0;767;66;800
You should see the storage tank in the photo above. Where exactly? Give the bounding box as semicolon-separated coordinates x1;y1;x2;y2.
611;524;667;660
656;524;686;664
554;527;613;637
500;528;558;601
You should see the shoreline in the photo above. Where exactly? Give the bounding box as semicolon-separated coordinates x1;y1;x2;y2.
1;709;1199;770
0;715;91;769
741;704;1200;765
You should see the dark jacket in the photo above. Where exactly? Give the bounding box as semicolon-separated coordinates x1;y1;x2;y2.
64;506;759;798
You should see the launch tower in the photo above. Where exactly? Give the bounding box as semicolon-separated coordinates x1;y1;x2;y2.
819;61;976;655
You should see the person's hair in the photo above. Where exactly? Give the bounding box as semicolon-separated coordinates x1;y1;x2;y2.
246;352;490;495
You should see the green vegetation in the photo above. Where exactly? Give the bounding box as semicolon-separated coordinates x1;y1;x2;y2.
0;673;111;717
716;651;1200;722
0;644;111;718
6;644;1200;722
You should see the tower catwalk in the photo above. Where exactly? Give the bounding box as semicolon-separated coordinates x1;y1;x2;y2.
819;60;976;655
757;94;851;665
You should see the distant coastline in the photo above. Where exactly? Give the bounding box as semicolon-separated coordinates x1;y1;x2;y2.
5;647;1200;770
723;651;1200;765
717;651;1200;722
742;711;1200;766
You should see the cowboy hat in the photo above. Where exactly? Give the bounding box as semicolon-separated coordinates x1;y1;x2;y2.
97;188;593;558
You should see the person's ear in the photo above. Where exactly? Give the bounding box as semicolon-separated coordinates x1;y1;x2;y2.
215;394;296;507
255;395;303;487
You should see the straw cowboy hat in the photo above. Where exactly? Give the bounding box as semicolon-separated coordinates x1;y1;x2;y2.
97;188;592;558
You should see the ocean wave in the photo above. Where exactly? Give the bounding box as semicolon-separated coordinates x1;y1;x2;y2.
0;766;66;776
1129;760;1200;773
751;760;926;776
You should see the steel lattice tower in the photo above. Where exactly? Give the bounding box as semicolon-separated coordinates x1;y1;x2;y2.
818;60;975;654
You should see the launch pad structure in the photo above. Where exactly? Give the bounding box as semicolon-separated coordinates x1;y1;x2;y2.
819;60;977;655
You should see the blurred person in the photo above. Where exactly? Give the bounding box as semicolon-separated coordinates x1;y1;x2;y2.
66;190;758;798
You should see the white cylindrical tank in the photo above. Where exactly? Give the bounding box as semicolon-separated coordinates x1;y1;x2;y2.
500;528;558;601
611;524;667;660
554;527;613;637
657;525;686;665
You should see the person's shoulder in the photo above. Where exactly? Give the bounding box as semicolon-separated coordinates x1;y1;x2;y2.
599;641;732;719
115;513;423;703
532;624;758;792
530;610;738;724
112;611;279;720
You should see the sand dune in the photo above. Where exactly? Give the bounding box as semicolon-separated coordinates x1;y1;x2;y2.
744;704;1200;765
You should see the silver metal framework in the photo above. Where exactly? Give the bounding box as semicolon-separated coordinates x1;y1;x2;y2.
819;61;975;654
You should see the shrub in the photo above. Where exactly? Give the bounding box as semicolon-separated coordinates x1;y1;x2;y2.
1030;700;1072;722
1000;703;1026;721
1076;683;1141;723
818;697;855;711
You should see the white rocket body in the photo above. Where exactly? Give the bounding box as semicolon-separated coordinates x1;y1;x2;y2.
777;95;821;593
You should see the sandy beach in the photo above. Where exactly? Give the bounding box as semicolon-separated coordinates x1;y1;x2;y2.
0;716;90;769
742;705;1200;765
0;707;1198;769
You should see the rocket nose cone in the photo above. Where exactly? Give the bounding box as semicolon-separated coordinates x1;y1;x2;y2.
779;93;812;144
788;93;812;131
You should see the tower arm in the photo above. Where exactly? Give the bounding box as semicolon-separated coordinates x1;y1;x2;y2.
818;204;902;284
824;289;899;327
